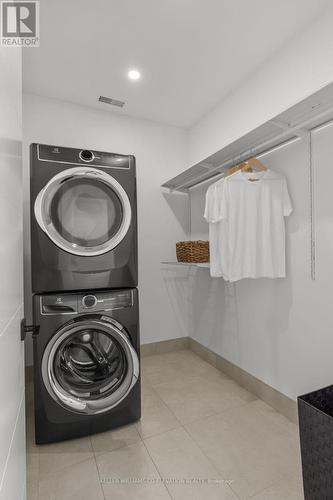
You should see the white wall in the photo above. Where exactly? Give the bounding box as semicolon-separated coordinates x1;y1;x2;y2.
188;4;333;166
189;122;333;401
184;4;333;401
23;93;189;365
0;49;26;500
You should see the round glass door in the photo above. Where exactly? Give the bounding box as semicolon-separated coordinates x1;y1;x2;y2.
42;318;139;414
34;167;132;256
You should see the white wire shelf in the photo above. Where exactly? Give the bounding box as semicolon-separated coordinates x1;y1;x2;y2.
161;81;333;193
161;261;210;268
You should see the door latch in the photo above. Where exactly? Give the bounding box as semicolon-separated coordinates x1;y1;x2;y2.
20;318;36;341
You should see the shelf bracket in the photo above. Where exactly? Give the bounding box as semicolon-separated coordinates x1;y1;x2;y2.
307;131;316;281
293;130;315;281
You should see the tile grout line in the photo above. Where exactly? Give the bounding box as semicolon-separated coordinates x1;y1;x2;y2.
180;401;300;500
26;400;40;500
140;372;187;497
180;423;242;500
147;383;183;423
140;438;173;499
136;421;182;441
138;379;184;438
91;436;107;500
179;406;289;500
244;475;296;500
36;453;98;499
35;433;99;497
146;370;258;433
26;452;40;500
139;379;186;497
143;370;242;499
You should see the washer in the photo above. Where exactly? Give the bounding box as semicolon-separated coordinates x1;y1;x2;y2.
32;288;140;444
30;143;138;293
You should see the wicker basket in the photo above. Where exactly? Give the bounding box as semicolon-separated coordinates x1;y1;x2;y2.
176;240;209;263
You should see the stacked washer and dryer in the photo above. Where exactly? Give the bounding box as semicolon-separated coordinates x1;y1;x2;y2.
29;143;140;444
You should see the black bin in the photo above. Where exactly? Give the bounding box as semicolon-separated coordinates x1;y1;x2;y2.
298;385;333;499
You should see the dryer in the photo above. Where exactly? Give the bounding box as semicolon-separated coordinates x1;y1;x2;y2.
32;288;140;444
30;143;138;293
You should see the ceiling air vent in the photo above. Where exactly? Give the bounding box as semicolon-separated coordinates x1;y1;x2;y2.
98;96;125;108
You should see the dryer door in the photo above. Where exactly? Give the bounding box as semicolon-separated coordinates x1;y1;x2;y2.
42;317;139;414
34;167;132;256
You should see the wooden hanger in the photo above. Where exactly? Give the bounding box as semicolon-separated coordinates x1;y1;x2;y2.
226;157;267;177
243;158;267;172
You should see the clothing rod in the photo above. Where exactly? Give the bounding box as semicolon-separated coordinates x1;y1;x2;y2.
173;106;333;192
187;137;297;191
174;133;298;192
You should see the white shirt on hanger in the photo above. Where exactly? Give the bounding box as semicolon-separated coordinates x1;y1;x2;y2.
204;178;229;279
220;169;292;282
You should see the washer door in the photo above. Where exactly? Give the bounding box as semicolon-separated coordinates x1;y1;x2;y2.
42;317;139;415
34;167;132;256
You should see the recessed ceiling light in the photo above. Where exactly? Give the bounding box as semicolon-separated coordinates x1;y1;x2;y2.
128;69;141;81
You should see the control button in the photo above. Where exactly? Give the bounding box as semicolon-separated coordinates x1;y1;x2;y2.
82;294;98;308
79;149;94;162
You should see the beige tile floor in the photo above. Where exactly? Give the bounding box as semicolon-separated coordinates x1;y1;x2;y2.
26;349;304;500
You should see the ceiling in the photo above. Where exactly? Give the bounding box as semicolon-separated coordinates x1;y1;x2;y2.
23;0;330;128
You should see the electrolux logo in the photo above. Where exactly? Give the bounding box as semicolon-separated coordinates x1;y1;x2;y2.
1;1;39;47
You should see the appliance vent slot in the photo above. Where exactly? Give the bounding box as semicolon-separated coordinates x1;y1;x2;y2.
98;96;125;107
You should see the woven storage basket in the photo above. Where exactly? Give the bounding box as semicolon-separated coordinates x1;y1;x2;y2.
298;385;333;499
176;240;209;263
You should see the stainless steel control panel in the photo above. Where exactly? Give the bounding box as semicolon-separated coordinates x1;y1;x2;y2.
37;144;131;169
40;289;133;315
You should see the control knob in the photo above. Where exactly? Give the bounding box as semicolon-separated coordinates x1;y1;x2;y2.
82;294;98;308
